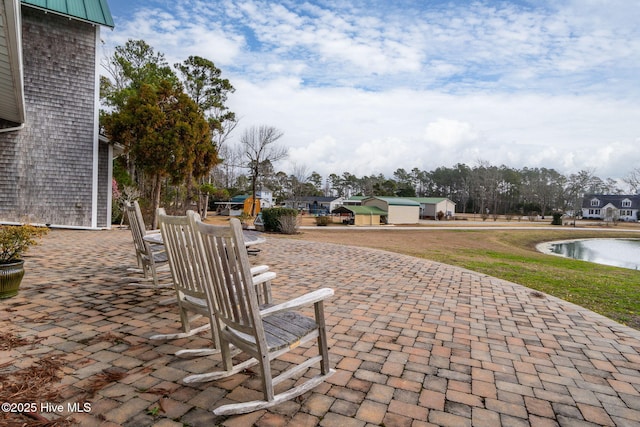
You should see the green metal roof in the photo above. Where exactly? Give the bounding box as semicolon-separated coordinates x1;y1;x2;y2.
21;0;114;28
367;197;420;206
333;206;387;215
230;195;249;203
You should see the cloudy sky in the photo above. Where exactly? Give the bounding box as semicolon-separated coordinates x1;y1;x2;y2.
101;0;640;181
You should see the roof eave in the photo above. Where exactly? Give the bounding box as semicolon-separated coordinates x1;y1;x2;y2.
20;3;115;28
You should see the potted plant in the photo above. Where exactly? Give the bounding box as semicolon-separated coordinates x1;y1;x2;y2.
0;224;48;299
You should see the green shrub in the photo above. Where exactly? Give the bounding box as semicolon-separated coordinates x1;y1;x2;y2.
551;212;563;225
0;225;48;263
261;208;299;232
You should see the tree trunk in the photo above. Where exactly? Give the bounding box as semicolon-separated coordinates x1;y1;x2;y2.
151;174;162;229
202;194;209;219
200;176;210;219
251;166;258;217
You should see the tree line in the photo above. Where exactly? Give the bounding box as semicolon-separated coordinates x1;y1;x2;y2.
213;161;640;218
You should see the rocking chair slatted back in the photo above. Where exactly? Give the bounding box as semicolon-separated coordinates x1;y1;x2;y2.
125;200;150;264
149;210;215;345
191;216;259;336
124;201;168;288
158;209;207;301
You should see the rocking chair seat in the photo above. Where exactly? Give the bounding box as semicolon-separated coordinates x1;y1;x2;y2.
152;251;168;263
225;310;318;352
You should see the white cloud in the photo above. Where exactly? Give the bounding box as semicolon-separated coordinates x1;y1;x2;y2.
102;0;640;182
424;119;479;148
105;4;245;66
225;80;640;179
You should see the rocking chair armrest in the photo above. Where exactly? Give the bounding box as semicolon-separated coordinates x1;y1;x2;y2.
251;265;270;276
259;288;334;317
252;271;277;286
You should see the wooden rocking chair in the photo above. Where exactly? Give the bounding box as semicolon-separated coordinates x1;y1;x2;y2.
150;209;214;348
153;210;275;358
189;216;335;415
124;201;170;289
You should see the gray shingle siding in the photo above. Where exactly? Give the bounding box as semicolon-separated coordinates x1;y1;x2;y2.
0;7;99;227
0;134;20;215
97;141;110;228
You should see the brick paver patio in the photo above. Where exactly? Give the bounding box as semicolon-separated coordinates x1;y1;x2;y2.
1;228;640;426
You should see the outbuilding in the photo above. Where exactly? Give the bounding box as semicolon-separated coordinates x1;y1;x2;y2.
332;205;387;226
409;197;456;219
362;197;420;224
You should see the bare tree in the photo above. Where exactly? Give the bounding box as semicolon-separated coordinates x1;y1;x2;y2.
623;167;640;194
288;163;311;211
212;143;243;189
240;125;287;215
565;169;596;226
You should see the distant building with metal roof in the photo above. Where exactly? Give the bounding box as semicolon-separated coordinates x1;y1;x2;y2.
362;197;420;224
331;205;387;226
408;197;456;219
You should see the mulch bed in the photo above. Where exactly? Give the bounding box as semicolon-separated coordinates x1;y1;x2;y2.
0;332;73;426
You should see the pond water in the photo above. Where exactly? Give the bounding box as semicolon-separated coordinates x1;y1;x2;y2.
547;238;640;270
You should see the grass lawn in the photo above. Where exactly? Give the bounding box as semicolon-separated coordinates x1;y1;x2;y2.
283;224;640;329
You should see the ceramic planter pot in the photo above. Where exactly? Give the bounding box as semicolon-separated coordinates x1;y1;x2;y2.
0;260;25;299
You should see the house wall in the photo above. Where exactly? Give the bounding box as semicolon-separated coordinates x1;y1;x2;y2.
329;197;345;211
582;207;638;221
420;200;456;218
307;200;331;215
421;204;434;218
437;200;456;217
0;8;99;227
97;141;111;228
354;214;380;226
362;198;419;224
388;206;419;224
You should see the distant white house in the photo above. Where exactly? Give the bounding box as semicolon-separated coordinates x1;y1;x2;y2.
256;190;274;208
283;196;344;215
582;194;640;222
